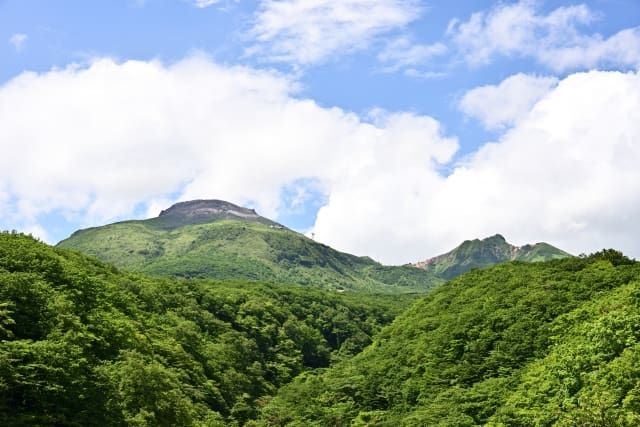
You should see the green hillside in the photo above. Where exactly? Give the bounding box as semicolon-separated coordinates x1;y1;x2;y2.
0;232;414;426
58;200;443;294
414;234;570;280
257;251;640;426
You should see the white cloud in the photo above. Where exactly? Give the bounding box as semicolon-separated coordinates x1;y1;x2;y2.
9;33;28;52
191;0;220;8
20;224;51;243
402;69;445;79
459;73;558;130
540;27;640;72
448;1;640;71
0;55;456;250
249;0;421;65
377;36;447;73
2;57;640;265
313;70;640;263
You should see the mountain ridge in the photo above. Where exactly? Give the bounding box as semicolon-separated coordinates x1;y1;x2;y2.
58;200;443;294
413;233;570;279
58;201;571;293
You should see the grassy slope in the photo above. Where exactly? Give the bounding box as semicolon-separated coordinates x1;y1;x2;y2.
515;242;571;262
256;252;640;426
0;232;415;426
58;220;443;294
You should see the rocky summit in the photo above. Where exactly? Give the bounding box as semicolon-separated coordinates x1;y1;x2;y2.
149;199;283;230
159;199;260;221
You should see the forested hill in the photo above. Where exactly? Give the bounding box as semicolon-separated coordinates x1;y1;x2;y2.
0;232;413;426
57;200;443;294
413;233;570;279
257;251;640;426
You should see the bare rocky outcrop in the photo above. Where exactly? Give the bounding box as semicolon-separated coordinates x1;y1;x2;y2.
159;199;261;220
151;199;284;229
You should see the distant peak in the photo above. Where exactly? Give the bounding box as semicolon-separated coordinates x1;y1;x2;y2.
484;234;507;242
458;234;508;250
412;233;570;279
158;199;259;219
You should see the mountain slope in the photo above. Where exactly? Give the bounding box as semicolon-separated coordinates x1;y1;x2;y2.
0;232;414;426
257;251;640;426
413;233;570;280
58;200;443;294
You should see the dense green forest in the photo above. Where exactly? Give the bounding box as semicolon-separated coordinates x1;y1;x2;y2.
5;228;640;426
256;251;640;426
0;232;412;426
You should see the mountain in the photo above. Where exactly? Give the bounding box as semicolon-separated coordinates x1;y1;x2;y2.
257;250;640;426
57;200;443;294
0;232;413;426
413;233;571;280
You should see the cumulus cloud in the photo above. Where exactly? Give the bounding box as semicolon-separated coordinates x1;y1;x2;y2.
9;33;28;52
448;1;640;71
2;57;640;264
0;55;456;250
20;224;51;243
459;73;558;130
248;0;421;65
313;70;640;263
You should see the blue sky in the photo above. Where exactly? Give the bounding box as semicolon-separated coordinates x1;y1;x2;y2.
1;0;640;263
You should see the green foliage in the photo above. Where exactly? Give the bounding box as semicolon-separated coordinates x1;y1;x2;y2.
257;254;640;425
58;219;443;294
587;248;636;266
0;232;412;426
7;229;637;426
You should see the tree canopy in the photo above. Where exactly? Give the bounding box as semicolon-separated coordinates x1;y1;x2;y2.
256;252;640;426
0;232;411;426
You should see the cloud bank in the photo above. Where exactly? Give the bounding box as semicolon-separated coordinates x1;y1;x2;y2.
314;70;640;262
0;56;456;253
1;57;639;263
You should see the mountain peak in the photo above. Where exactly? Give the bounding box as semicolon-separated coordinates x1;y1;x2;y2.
159;199;259;219
485;233;507;243
148;199;282;230
413;234;570;280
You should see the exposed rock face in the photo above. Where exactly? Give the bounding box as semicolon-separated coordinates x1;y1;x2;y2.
148;199;283;230
159;200;261;221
